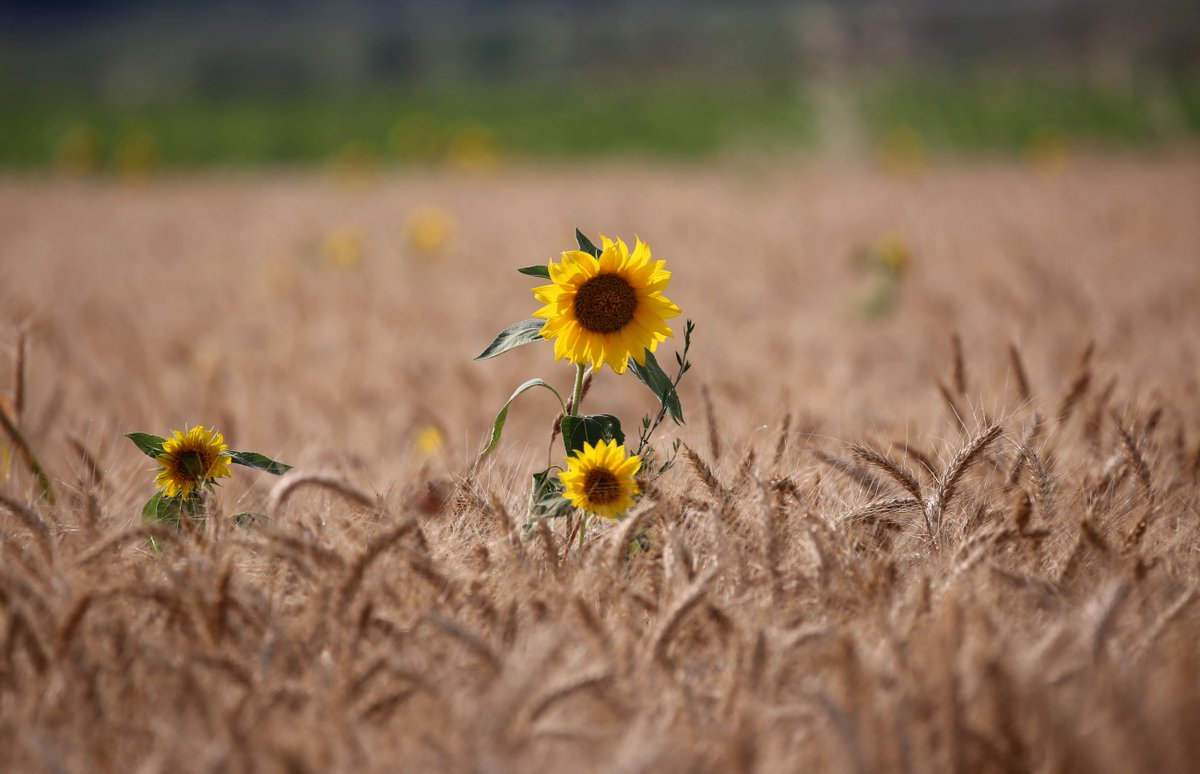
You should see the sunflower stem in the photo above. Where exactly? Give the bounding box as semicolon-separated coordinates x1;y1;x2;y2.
568;363;587;417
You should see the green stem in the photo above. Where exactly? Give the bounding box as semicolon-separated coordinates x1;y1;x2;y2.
568;363;587;417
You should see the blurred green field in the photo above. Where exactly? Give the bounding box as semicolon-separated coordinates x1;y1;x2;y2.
858;74;1200;150
2;74;1198;170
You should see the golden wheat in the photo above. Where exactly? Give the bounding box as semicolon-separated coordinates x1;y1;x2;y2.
0;155;1198;771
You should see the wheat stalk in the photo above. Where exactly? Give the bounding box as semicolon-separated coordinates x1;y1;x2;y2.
1057;342;1094;422
773;412;792;467
651;568;717;667
850;443;923;502
1007;341;1032;402
814;450;887;498
339;520;417;608
926;423;1002;538
0;493;54;560
950;332;967;396
701;384;721;462
267;470;376;519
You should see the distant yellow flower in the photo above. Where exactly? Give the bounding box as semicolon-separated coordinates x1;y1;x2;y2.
154;426;232;499
116;130;159;182
322;227;365;269
533;235;680;374
559;439;641;519
446;123;500;172
876;233;912;277
55;124;101;175
415;425;444;455
330;141;379;183
877;125;925;177
405;206;454;256
1025;126;1067;175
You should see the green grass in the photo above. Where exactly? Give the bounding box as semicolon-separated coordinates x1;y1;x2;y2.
1;75;1197;170
858;73;1200;150
0;82;814;170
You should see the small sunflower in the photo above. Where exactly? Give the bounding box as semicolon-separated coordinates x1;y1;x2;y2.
876;233;912;277
154;425;233;499
559;439;641;520
533;236;680;374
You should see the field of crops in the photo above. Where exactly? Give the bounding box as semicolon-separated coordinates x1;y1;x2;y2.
2;152;1200;771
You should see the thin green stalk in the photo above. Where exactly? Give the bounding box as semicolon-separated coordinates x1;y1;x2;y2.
568;363;587;417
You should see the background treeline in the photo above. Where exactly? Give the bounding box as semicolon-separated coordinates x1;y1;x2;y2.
2;0;1198;166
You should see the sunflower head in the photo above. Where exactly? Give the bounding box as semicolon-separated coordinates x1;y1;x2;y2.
154;425;233;499
533;235;680;374
558;439;641;520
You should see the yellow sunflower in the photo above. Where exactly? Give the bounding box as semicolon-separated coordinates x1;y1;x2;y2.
533;236;680;374
559;439;641;520
154;425;233;499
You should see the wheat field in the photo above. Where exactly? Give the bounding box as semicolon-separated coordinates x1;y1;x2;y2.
1;153;1199;772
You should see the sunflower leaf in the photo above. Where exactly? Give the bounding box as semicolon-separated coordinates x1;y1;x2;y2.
142;492;183;526
628;349;684;425
575;228;601;258
474;319;545;361
480;378;566;457
228;451;292;475
529;467;574;519
127;432;166;459
517;265;550;278
561;414;624;456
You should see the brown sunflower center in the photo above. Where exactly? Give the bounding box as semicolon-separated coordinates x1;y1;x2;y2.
574;274;637;334
177;449;211;479
583;468;623;505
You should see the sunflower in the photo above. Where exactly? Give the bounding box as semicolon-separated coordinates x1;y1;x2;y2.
154;425;233;499
533;236;680;374
559;439;641;520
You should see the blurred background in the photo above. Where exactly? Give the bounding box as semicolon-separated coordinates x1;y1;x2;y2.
1;0;1198;170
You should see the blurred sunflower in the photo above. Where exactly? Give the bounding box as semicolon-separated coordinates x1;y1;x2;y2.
321;227;365;269
559;439;641;520
115;130;159;182
415;424;444;455
533;236;680;374
55;124;101;175
876;233;912;278
446;123;500;172
404;206;454;257
154;425;232;499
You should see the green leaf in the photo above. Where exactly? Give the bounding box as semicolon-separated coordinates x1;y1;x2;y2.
228;451;292;475
575;228;601;258
561;413;625;456
629;531;652;554
127;432;166;459
474;319;545;361
142;492;182;526
628;349;684;425
529;467;575;519
517;265;551;279
480;378;565;457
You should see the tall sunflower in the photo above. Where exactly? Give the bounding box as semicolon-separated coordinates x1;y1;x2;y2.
154;425;233;499
533;236;680;374
559;439;641;520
